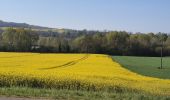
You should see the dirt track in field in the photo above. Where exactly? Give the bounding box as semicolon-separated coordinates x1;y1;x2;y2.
39;54;90;70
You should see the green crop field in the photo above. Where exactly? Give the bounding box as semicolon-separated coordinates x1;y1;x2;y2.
113;56;170;79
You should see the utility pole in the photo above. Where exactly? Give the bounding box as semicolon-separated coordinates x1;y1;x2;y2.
161;44;163;69
160;33;163;69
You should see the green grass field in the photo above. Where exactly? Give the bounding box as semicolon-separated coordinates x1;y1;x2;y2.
0;87;170;100
113;56;170;79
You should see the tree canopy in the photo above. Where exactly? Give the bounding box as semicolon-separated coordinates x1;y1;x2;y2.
0;28;169;56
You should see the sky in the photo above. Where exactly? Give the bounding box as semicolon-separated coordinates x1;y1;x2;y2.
0;0;170;33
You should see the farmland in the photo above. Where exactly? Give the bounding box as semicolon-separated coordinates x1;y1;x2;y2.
113;56;170;79
0;52;170;98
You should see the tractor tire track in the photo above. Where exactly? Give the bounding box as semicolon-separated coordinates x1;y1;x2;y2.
39;54;90;70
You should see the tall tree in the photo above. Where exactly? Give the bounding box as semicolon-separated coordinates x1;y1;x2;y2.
2;28;39;51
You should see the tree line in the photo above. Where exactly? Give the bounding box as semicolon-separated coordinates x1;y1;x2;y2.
0;28;170;56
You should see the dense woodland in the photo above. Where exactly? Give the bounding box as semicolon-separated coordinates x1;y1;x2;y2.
0;27;170;56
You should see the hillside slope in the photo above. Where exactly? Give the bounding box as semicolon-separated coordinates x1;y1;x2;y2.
0;20;49;29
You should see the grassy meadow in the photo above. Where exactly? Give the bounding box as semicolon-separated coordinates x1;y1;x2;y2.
0;52;170;99
113;56;170;79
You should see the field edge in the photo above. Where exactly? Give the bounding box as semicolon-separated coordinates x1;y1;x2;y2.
0;87;170;100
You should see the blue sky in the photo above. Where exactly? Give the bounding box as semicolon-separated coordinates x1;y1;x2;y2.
0;0;170;33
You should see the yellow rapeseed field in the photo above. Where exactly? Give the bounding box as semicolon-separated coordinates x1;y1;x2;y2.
0;52;170;95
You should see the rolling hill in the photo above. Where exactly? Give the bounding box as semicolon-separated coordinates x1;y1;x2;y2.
0;20;50;29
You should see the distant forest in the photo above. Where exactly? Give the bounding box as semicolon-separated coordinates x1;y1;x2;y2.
0;27;170;56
